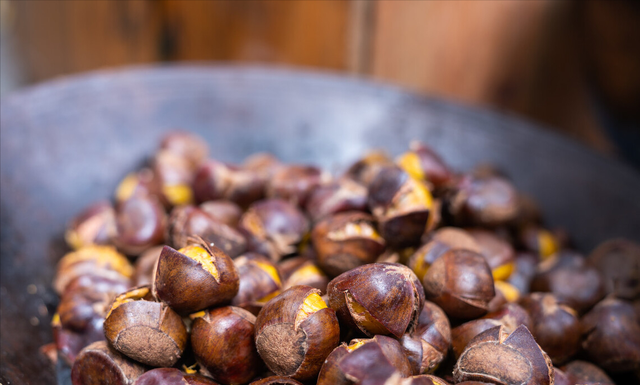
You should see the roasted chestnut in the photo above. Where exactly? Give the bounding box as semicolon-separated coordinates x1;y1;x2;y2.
399;301;451;375
65;201;116;250
153;240;239;315
104;286;187;367
193;159;265;208
344;150;395;188
232;253;283;313
71;341;146;385
133;368;220;385
191;306;262;384
396;141;453;190
466;228;515;281
267;165;331;207
115;168;161;205
316;335;412;385
167;205;247;258
159;131;208;169
327;263;424;337
312;212;386;277
254;285;340;380
279;257;329;293
487;280;521;312
588;238;640;300
239;199;309;262
519;292;580;364
580;297;640;372
113;194;167;255
506;252;538;295
518;225;559;261
561;360;615;385
305;179;369;222
422;249;495;320
453;325;554;385
199;200;243;227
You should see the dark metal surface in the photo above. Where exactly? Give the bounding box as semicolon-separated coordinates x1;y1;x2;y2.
1;65;640;384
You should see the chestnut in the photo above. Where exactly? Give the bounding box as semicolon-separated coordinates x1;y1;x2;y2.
113;194;167;256
588;238;640;300
53;245;133;295
399;301;451;375
446;174;519;227
327;263;425;337
580;297;640;372
65;201;116;250
453;325;554;385
52;310;107;364
199;200;243;227
133;246;163;286
134;368;220;384
279;257;329;293
466;228;515;281
506;252;538;295
238;199;309;262
159;131;208;169
344;150;395;188
368;165;434;248
518;225;559;261
254;285;340;380
167;205;247;258
408;227;481;282
193;159;265;208
305;179;369;222
191;306;262;384
153;239;239;315
151;149;197;207
115;168;161;205
267;164;331;207
396;141;453;190
531;251;605;314
561;360;615;385
232;253;283;313
487;281;521;312
71;341;145;385
312;212;386;277
422;249;495;320
249;376;303;385
316;335;412;385
104;286;187;367
519;293;580;364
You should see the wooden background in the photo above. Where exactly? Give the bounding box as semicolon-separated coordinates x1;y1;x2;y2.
4;0;640;155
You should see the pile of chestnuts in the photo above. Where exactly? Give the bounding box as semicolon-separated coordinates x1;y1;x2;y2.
49;132;640;385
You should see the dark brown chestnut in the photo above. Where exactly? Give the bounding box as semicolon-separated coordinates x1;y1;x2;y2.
519;292;580;364
517;225;560;261
279;257;329;293
327;263;425;338
249;376;303;385
152;148;199;207
531;251;605;314
113;194;167;256
267;164;331;207
104;286;187;367
466;228;515;281
316;335;412;385
408;227;481;282
399;301;451;375
305;179;369;222
453;325;554;385
153;239;239;315
368;165;434;248
134;368;220;384
238;199;309;262
159;131;208;169
53;245;133;295
199;200;243;227
423;249;495;320
232;253;283;313
344;150;395;188
65;200;116;250
312;212;386;277
254;285;340;380
396;141;453;190
71;341;146;385
167;205;247;258
193;159;265;208
487;281;521;312
561;360;615;385
580;297;640;372
115;168;162;205
506;252;538;295
588;238;640;300
191;306;262;385
133;246;163;286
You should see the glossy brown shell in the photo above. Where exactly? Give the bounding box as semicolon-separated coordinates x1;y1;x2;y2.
400;301;451;374
71;341;145;385
232;253;282;310
133;368;221;385
113;195;167;255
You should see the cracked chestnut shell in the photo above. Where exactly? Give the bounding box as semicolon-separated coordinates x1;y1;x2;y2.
104;286;187;367
267;164;331;207
399;301;451;375
423;249;495;320
396;141;453;191
279;256;329;293
519;293;580;365
344;151;395;188
167;205;247;258
312;212;386;277
588;238;640;300
153;240;239;315
305;179;369;222
114;194;167;256
152;149;197;207
254;285;340;380
316;335;412;385
193;159;265;208
232;253;283;314
239;199;309;262
191;306;262;385
199;200;243;227
466;228;515;281
134;368;220;384
65;201;116;250
408;227;481;282
453;325;554;385
580;297;640;372
327;263;425;338
71;341;146;385
159;131;208;169
518;225;560;261
368;166;433;249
